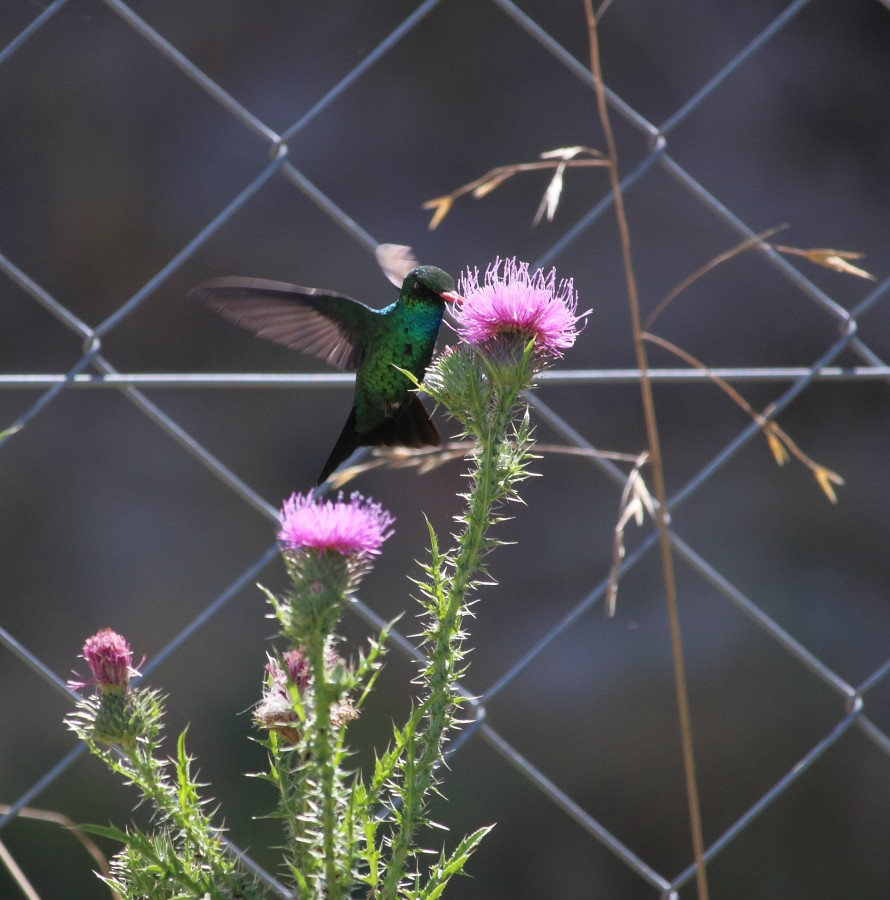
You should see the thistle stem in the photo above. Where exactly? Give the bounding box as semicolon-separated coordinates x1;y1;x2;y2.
381;382;521;896
307;634;347;897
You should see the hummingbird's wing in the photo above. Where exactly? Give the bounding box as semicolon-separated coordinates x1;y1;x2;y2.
375;243;419;288
190;277;378;372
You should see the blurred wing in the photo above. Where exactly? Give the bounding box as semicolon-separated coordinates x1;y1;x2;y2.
375;243;419;287
190;277;376;371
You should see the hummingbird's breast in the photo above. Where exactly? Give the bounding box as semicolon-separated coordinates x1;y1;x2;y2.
354;301;444;429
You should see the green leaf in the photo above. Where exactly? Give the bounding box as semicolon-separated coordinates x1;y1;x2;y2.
176;727;198;812
392;364;422;389
77;822;131;844
416;825;494;900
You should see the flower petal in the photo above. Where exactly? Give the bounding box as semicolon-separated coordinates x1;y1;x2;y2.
454;258;589;358
278;491;395;557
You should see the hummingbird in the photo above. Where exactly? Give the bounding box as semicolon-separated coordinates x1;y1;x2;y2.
190;246;463;484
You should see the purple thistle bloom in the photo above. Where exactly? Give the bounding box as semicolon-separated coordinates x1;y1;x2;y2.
264;648;341;696
282;648;313;691
278;491;395;558
256;657;303;743
256;648;355;742
71;628;140;692
454;258;588;357
264;657;289;694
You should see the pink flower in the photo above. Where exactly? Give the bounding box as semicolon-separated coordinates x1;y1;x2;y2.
282;648;313;691
278;491;395;558
255;648;355;742
71;628;141;692
256;657;303;743
454;258;588;357
264;647;340;697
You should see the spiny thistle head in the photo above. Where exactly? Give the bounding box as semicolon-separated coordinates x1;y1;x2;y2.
278;491;395;559
282;647;313;692
66;629;158;746
454;257;588;363
254;654;306;744
425;259;586;417
70;628;140;695
254;648;356;744
276;492;395;640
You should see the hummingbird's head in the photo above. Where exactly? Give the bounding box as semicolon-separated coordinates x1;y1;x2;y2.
404;266;464;305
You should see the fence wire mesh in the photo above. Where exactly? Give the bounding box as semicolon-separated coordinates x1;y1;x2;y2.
2;0;889;897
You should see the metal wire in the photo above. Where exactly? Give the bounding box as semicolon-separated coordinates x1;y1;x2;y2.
2;1;888;897
3;365;890;391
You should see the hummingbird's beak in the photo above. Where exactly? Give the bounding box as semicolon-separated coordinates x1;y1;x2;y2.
440;290;464;305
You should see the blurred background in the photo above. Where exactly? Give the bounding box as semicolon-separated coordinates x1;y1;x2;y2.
2;0;889;897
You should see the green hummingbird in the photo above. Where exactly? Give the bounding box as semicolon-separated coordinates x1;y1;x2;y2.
190;246;462;484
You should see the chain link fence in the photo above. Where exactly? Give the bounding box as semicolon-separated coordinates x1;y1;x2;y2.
2;0;889;897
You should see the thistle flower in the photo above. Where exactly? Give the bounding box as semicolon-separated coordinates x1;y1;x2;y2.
70;628;141;694
278;491;395;558
66;629;155;746
282;647;313;691
255;656;304;744
254;649;355;743
276;492;394;645
454;257;589;360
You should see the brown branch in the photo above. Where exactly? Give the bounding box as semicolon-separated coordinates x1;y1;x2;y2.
0;805;120;900
422;148;608;229
642;332;844;503
582;3;710;897
643;225;789;330
773;244;876;281
606;452;653;616
326;441;644;488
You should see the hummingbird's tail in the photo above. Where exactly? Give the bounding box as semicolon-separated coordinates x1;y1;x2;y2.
317;396;440;484
319;408;361;485
369;394;440;450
